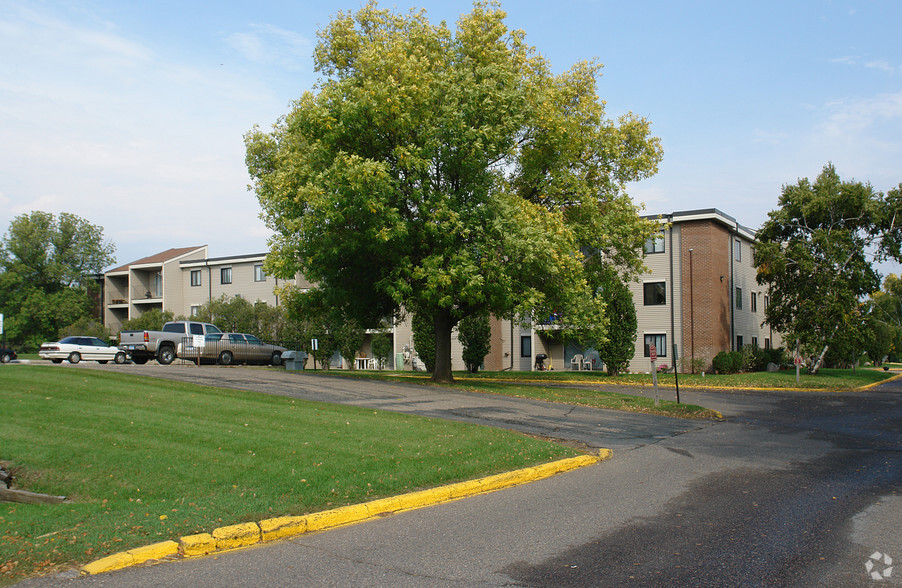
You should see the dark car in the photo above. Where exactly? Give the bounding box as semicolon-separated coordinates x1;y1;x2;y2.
0;347;16;363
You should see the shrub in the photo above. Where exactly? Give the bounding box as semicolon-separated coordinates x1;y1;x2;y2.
712;350;743;374
371;332;393;369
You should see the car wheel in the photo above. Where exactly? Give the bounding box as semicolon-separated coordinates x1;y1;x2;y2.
157;346;175;365
0;352;11;363
68;352;81;364
114;352;127;364
271;352;282;366
52;358;64;364
218;351;233;366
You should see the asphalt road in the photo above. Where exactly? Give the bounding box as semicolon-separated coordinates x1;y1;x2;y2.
18;365;902;587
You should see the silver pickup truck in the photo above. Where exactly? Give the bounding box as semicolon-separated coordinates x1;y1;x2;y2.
119;320;223;365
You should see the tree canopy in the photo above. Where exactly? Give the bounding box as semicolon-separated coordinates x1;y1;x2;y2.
246;1;662;381
0;211;115;350
755;163;902;372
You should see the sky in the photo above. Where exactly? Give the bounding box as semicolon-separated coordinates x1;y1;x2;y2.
2;0;901;274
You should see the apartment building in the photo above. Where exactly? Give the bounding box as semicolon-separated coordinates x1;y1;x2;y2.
103;209;779;372
629;208;781;373
103;247;311;335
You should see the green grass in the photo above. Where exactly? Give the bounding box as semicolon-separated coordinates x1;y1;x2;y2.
0;367;580;584
336;366;896;392
448;381;718;418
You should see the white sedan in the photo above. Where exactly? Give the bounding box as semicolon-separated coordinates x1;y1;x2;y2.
39;336;128;364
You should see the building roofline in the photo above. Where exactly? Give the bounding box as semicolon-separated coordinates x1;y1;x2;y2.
105;246;208;274
645;209;756;240
180;253;268;268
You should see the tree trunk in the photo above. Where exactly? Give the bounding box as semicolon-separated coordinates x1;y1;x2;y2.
811;343;830;374
431;309;455;383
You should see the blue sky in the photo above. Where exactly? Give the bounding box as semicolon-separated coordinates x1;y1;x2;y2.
2;0;901;273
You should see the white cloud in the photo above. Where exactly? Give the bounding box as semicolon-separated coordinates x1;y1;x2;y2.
226;24;312;71
0;3;287;266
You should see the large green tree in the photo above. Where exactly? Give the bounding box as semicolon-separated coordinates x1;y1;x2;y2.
755;164;902;373
0;211;115;350
246;1;661;382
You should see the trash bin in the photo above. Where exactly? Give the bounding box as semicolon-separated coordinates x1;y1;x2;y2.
534;353;548;371
283;351;307;371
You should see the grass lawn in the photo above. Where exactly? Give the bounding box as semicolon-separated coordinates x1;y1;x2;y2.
0;366;581;584
337;366;896;392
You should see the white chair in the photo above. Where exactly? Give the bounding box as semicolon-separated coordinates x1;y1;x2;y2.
570;354;584;371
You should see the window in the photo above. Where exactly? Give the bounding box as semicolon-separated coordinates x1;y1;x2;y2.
644;233;665;254
643;282;666;306
254;264;266;282
752;336;758;348
735;239;741;261
765;338;771;349
190;305;200;317
520;335;532;358
751;292;757;312
643;334;667;357
221;267;232;284
736;335;744;350
735;287;743;309
190;270;202;287
764;295;770;311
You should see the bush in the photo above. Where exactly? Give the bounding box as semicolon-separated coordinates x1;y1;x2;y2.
458;312;491;373
371;332;393;369
741;344;772;372
712;350;743;374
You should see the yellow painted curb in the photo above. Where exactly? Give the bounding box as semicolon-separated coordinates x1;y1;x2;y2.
213;522;261;550
260;515;307;543
178;533;215;557
80;540;179;575
80;551;134;575
857;371;902;390
81;450;609;575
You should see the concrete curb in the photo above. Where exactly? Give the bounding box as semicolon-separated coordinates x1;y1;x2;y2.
80;450;610;576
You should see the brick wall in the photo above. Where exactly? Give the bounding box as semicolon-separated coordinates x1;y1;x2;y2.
681;220;731;370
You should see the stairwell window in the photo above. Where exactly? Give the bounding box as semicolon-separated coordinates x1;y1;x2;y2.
643;282;666;306
735;287;743;309
644;233;665;254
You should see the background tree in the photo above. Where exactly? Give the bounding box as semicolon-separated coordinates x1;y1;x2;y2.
755;164;902;373
331;314;366;370
595;272;636;375
189;295;287;340
246;1;661;382
121;309;175;332
371;332;393;369
458;311;491;373
0;211;115;350
411;310;436;373
58;317;110;341
863;274;902;365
